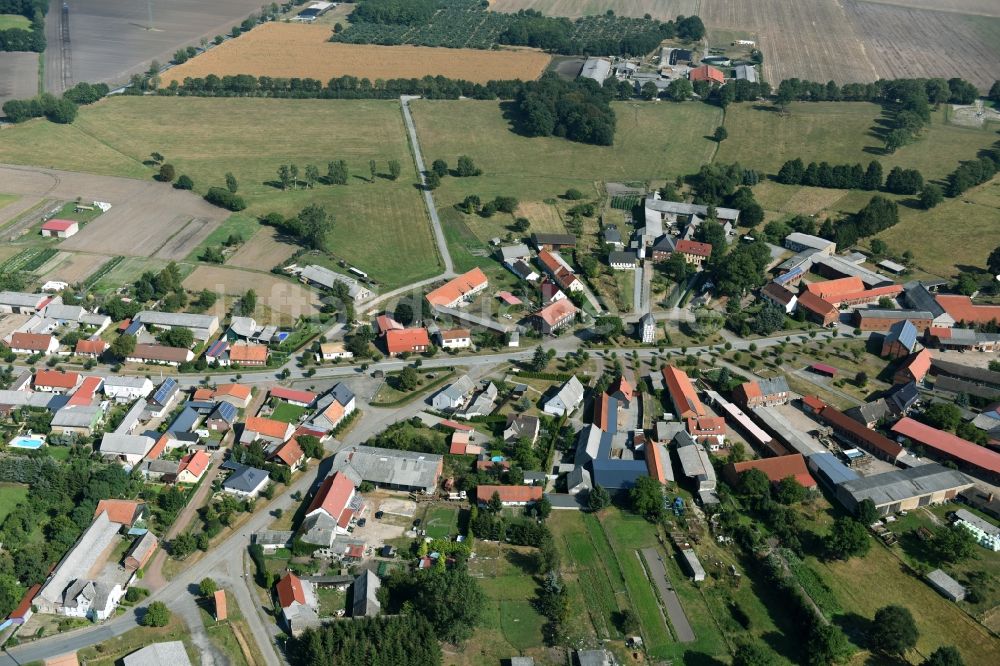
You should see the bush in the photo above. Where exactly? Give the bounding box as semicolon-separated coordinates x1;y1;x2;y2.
175;174;194;190
205;187;247;211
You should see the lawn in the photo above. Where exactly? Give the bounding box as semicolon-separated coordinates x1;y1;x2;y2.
76;615;199;665
270;401;308;424
0;482;28;523
0;97;442;289
718;103;1000;181
423;506;460;540
410;99;722;206
185;213;262;264
0;14;30;29
371;368;456;406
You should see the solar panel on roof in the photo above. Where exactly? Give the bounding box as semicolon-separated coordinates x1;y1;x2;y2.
152;378;177;405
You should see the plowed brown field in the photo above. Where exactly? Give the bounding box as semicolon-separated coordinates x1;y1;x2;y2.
163;22;550;85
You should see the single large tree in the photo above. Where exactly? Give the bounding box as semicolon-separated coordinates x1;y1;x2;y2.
225;172;238;193
588;484;611;512
869;605;918;657
142;601;171;627
825;516;870;560
629;476;664;520
923;646;965;666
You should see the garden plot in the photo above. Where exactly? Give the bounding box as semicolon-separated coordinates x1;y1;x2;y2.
36;251;113;284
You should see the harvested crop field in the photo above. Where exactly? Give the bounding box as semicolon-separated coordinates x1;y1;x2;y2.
183;266;320;319
489;0;700;20
163;22;551;85
0;165;228;260
0;52;37;107
228;228;299;270
36;251;113;284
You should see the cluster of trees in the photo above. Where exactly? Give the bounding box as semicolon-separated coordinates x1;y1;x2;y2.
289;615;442;666
776;159;884;191
0;0;46;52
382;565;486;644
513;75;616;146
0;455;140;616
688;162;763;207
352;0;440;26
773;76;979;107
498;9;687;57
367;419;448;456
470;504;552;544
824;195;899;249
712;239;772;298
261;205;331;252
2;81;108;124
428;155;481;189
944;145;1000;198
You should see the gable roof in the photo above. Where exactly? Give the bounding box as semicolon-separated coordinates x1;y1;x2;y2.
727;454;817;488
385;328;431;354
476;485;543;503
178;450;211;479
75;339;108;355
885;319;918;352
675;239;713;257
34;369;80;389
897;349;932;382
94;499;144;526
276;572;306;608
11;332;54;351
662;366;705;418
425;268;488;306
762;282;796;305
805;276;865;300
608;375;634;403
936;294;1000;325
270;386;317;405
272;438;305;466
689;64;724;83
307;471;356;519
244;416;292;440
892;417;1000;474
41;219;77;232
216;383;252;401
536;299;578;327
796;290;838;318
131;344;191;364
229;343;268;364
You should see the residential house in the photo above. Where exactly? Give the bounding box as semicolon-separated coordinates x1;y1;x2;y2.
433;375;475;411
302;471;358;543
9;332;58;355
536;250;584;293
674;239;712;266
102;376;153;402
229;343;268;366
894;348;932;385
316;341;354;361
733;376;790;409
206;401;238;431
41;219;79;238
476;485;543;506
307;383;356;432
215;383;252;409
439;328;472;350
504;414;540;444
384;328;431;356
126;344;193;366
146;379;180;418
176;450;211;484
276;573;320;636
74;339;108;358
270;438;305;469
34;369;80;393
544;376;585;416
540;279;565;305
509;259;540;281
761;282;798;314
602;225;624;249
425;268;489;308
221;463;270;498
51;405;103;436
241;416;295;445
375;314;403;336
650;235;677;262
534;299;578;334
134;311;219;341
227;316;279;344
687;416;727;450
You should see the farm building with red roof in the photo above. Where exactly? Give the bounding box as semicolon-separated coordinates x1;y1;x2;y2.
891;417;1000;481
40;219;79;238
723;454;817;490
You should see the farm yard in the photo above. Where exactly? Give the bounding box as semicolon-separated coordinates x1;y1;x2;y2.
43;0;267;94
163;22;552;85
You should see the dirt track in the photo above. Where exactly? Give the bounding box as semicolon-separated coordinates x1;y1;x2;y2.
0;164;228;260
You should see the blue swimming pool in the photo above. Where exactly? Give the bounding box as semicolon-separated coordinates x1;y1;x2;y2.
9;435;45;449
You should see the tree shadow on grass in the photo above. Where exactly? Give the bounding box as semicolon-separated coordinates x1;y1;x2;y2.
832;611;871;650
505;548;537;575
682;650;727;666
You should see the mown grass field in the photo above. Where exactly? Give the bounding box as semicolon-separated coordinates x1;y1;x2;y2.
0;13;30;29
411;99;722;206
423;506;460;540
0;97;441;289
717;102;1000;180
0;482;28;523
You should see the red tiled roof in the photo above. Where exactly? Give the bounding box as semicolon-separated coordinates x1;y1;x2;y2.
178;450;211;479
477;459;511;471
41;219;77;232
375;314;403;334
593;393;611;432
144;433;170;461
11;332;54;352
307;472;355;519
796;290;838;318
270;386;317;405
689;64;725;83
897;348;932;382
229;343;268;364
892;417;1000;474
535;299;577;327
609;376;634;403
646;442;667;483
675;239;713;258
476;485;543;504
193;388;216;401
802;395;825;412
425;268;488;307
34;369;79;389
276;572;306;608
216;383;252;401
440;328;471;341
272;438;304;466
662;366;705;419
245;416;292;440
816;404;903;460
385;328;431;354
727;454;817;488
347;544;364;558
687;416;726;435
805;277;865;300
497;291;522;305
936;294;1000;325
74;339;107;355
9;583;41;620
94;499;143;526
67;376;102;407
735;380;762;402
